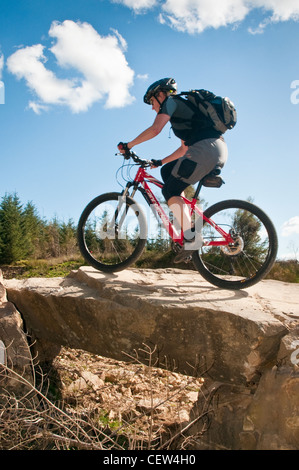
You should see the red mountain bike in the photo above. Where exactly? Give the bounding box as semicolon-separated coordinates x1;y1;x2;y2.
77;151;278;290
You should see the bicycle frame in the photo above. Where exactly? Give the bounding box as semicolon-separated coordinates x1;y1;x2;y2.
78;152;278;289
124;166;234;248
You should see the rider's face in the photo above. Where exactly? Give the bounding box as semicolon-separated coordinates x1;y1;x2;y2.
150;92;166;113
150;96;160;113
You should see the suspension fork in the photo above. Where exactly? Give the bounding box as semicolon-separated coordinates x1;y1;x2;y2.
121;182;139;199
106;183;139;236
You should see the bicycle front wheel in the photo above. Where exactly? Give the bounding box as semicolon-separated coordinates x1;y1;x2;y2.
192;199;278;290
77;192;147;273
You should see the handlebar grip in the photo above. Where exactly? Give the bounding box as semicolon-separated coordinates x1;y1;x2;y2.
116;147;152;167
151;159;162;167
118;142;129;152
117;142;131;160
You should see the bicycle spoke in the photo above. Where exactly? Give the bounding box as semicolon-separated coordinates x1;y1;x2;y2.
193;200;277;289
77;193;147;272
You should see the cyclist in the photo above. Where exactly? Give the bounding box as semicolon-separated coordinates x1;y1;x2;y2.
118;77;228;262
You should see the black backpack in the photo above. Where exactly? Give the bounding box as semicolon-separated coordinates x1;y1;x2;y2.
177;89;237;134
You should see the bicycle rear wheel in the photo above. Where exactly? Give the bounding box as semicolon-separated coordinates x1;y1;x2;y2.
77;192;147;273
192;199;278;289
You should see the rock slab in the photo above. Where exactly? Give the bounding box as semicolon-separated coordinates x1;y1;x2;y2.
2;266;299;449
3;266;298;384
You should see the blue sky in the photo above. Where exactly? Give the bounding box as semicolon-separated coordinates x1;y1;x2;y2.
1;0;299;260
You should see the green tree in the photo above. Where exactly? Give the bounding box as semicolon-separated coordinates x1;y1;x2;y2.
46;217;61;258
0;193;25;263
59;219;77;256
22;201;45;259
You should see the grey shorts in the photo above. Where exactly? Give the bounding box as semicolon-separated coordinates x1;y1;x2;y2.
171;137;228;185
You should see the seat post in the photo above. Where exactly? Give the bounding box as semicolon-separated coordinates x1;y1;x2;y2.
193;181;203;200
193;165;223;198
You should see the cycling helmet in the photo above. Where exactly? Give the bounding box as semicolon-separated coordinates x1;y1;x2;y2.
143;78;177;104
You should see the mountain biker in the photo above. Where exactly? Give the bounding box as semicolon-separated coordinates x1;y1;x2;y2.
118;77;228;262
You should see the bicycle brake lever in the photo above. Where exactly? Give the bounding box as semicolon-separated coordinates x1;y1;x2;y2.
115;152;131;160
115;151;151;166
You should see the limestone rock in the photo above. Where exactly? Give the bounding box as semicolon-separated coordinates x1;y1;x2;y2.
243;366;299;449
0;270;33;391
2;266;299;449
4;267;297;386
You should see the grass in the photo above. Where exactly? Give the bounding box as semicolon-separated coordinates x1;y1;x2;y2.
265;259;299;283
0;251;298;283
0;257;84;279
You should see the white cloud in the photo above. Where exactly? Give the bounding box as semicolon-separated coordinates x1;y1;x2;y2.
161;0;249;34
253;0;299;22
28;101;49;115
7;44;77;107
111;0;158;13
7;20;135;113
282;216;299;237
136;73;149;80
113;0;299;34
110;28;128;51
248;0;299;34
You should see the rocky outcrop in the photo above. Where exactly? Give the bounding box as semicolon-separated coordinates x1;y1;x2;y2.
193;326;299;450
3;267;297;382
0;270;33;391
1;266;299;449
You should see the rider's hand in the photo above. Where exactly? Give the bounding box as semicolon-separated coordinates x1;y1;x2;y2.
151;159;163;168
117;142;131;158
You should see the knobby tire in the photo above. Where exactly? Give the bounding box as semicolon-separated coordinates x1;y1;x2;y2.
77;192;147;273
192;199;278;290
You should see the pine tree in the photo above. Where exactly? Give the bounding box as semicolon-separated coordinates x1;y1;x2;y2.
0;193;26;263
59;219;77;256
46;217;61;258
22;201;45;259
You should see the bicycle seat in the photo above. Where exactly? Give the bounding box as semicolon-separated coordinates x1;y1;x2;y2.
202;166;224;188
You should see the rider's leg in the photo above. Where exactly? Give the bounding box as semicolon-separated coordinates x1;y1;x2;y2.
161;138;228;261
162;175;190;241
167;195;192;239
166;138;228;237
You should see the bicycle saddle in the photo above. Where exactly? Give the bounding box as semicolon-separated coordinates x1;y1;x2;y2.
202;166;224;188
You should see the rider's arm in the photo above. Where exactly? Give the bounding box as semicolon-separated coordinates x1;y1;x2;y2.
161;140;188;165
127;113;170;149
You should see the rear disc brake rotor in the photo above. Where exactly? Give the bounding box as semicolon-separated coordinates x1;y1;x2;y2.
221;236;244;256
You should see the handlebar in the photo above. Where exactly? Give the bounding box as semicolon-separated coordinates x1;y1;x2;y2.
115;150;152;168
